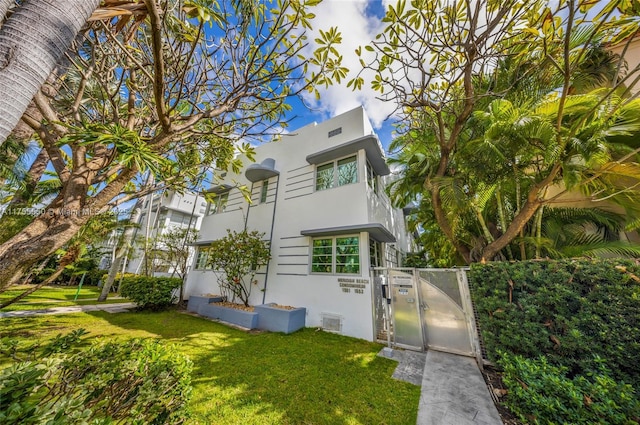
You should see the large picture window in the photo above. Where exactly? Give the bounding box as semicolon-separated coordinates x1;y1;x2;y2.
311;235;360;274
315;155;357;191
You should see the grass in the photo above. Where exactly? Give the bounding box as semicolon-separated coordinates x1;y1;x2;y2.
0;310;421;424
0;285;129;311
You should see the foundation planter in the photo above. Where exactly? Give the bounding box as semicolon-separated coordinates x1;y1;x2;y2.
197;303;258;329
186;295;225;313
255;303;306;334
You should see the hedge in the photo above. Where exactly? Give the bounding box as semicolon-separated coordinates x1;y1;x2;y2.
119;275;182;310
469;258;640;424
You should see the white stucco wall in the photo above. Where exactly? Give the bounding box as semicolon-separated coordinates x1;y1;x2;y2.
185;106;409;341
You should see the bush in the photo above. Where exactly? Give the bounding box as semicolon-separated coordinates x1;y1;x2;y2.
0;338;192;425
469;258;640;384
499;353;640;425
120;275;182;310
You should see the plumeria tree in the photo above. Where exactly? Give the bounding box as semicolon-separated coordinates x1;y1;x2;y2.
354;0;640;263
206;229;271;307
0;0;345;288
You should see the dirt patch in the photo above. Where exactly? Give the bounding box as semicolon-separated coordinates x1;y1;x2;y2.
482;365;522;425
213;301;255;312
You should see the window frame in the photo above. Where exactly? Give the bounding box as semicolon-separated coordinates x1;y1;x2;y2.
315;155;358;192
195;247;211;270
310;234;360;275
260;179;269;204
207;192;228;215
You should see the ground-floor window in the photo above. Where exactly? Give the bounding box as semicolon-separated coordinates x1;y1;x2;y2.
369;238;383;268
195;247;211;269
311;235;360;274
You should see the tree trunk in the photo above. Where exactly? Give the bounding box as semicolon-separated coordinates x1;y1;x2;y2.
481;198;542;262
8;146;49;207
0;263;66;309
0;0;100;146
430;185;472;264
98;199;144;301
0;201;88;287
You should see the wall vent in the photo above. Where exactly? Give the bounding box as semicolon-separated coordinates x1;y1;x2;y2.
328;127;342;138
321;313;343;333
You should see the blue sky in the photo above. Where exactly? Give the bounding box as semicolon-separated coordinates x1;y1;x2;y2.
281;0;397;151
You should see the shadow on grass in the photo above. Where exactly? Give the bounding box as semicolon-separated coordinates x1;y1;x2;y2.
87;310;421;425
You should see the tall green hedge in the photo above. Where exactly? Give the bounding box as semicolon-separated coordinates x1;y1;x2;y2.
120;275;182;310
469;259;640;424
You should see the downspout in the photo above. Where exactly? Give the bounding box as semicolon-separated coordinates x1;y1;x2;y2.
244;182;254;231
261;175;279;304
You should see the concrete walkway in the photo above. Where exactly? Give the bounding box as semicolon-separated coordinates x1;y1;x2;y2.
380;348;502;425
0;302;135;318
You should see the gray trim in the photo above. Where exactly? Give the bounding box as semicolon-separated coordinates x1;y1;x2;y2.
205;183;234;194
305;135;390;176
301;223;397;243
245;158;280;182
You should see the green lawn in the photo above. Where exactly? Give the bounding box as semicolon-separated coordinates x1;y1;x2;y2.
0;285;129;311
0;310;421;425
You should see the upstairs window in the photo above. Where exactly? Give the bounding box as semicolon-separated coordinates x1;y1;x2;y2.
366;161;379;194
260;180;269;203
315;155;357;191
207;192;228;215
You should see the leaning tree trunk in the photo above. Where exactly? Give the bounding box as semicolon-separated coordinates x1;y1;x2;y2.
98;200;144;302
0;194;90;288
0;0;100;146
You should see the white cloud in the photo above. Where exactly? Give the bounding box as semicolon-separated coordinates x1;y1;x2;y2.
302;0;397;129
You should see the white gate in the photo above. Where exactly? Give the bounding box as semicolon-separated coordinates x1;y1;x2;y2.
372;268;482;360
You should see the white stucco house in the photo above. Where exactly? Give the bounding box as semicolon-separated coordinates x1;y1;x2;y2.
184;106;413;340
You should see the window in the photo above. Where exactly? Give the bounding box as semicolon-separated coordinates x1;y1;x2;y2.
260;180;269;203
311;235;360;274
207;192;228;215
369;238;383;268
195;247;210;269
315;155;357;191
366;161;378;194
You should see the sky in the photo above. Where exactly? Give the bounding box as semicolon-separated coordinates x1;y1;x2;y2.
280;0;398;150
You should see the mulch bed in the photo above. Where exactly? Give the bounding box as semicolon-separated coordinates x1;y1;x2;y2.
481;365;522;425
214;301;255;312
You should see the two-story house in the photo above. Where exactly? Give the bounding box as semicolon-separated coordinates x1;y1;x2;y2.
185;106;412;340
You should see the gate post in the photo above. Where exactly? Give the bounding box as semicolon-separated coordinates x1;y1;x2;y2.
457;269;484;369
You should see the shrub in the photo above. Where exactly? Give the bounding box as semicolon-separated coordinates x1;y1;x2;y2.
206;229;271;306
119;275;182;310
469;258;640;384
499;353;640;425
0;338;192;425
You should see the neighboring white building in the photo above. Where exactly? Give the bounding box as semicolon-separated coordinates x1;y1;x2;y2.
125;190;206;276
185;106;413;340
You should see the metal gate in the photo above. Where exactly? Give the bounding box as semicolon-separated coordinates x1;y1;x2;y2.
372;268;481;360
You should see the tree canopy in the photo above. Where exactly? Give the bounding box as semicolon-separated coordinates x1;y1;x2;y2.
0;0;345;288
353;0;640;264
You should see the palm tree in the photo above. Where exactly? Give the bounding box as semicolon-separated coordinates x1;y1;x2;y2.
0;0;101;146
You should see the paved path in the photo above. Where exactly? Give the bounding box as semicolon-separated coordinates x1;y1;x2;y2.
380;348;502;425
0;303;135;318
